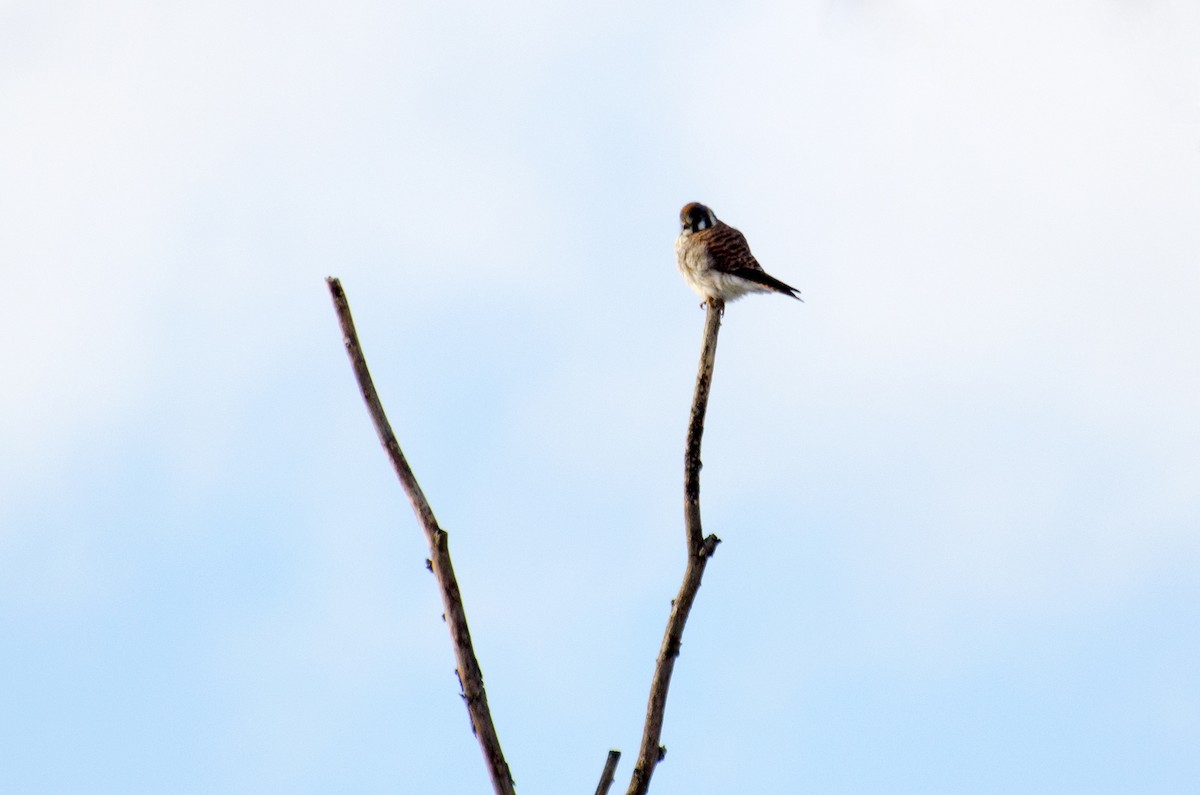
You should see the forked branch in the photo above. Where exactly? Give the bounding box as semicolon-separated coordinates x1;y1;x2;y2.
326;277;515;795
626;299;725;795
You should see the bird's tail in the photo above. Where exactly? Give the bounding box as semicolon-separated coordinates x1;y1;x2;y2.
744;269;802;301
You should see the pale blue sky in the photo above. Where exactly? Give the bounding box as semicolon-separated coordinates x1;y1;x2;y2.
3;1;1199;792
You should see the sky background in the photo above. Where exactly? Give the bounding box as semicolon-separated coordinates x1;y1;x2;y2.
3;1;1199;792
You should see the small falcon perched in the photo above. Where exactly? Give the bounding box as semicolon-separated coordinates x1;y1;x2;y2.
675;202;801;305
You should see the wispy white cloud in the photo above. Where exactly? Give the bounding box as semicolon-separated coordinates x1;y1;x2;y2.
2;1;1199;791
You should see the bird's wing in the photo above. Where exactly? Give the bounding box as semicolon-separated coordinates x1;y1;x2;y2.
706;224;762;274
709;222;802;300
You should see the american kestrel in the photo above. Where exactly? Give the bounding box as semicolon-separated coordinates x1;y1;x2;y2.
675;202;801;304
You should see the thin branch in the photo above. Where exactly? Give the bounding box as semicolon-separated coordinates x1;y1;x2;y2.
326;277;516;795
626;299;725;795
594;750;622;795
683;300;725;558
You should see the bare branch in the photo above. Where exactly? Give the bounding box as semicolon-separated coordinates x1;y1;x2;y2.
626;299;725;795
594;750;622;795
683;300;725;558
326;277;516;795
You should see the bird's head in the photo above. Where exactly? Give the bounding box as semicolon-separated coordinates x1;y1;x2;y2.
680;202;717;234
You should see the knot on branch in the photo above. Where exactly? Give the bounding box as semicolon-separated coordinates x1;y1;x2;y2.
687;534;721;560
459;695;481;736
656;745;667;762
